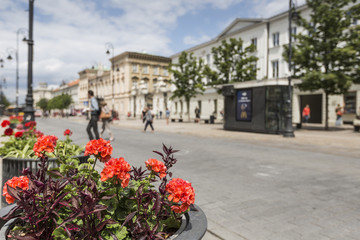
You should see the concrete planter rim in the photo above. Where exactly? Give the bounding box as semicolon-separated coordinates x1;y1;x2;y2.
0;204;207;240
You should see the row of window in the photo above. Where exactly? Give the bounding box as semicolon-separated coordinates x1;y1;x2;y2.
132;64;169;76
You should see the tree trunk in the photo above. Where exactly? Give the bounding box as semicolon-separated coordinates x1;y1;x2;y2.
325;92;329;130
186;100;190;122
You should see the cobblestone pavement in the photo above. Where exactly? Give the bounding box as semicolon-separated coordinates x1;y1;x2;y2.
2;116;360;240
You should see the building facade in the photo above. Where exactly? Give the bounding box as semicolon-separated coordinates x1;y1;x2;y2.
78;52;171;118
170;3;360;125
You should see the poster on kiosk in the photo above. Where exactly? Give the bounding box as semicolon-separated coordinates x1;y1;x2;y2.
236;89;252;121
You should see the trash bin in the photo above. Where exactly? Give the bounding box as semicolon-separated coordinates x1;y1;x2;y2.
210;115;215;124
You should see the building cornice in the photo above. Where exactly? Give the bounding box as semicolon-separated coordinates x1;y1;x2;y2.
111;52;171;64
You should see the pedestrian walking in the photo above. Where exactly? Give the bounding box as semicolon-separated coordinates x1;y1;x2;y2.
141;107;147;123
144;107;154;132
99;101;114;141
302;104;310;123
86;90;100;140
195;107;200;123
335;104;343;126
165;108;170;125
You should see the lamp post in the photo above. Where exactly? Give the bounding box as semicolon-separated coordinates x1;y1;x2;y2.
23;0;35;122
7;28;27;115
283;0;295;138
0;53;4;68
105;42;115;111
0;77;6;115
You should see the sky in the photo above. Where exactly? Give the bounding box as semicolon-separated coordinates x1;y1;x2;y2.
0;0;305;104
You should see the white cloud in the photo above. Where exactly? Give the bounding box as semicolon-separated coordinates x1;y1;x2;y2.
184;35;212;45
2;0;299;104
251;0;306;18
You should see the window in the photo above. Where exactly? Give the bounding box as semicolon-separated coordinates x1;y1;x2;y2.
251;38;257;50
163;67;169;76
291;27;297;42
353;18;358;25
132;64;138;73
206;54;211;65
175;102;178;113
272;60;279;78
143;65;149;74
272;32;280;47
153;66;159;75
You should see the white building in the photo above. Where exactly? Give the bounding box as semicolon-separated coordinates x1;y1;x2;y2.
170;3;360;125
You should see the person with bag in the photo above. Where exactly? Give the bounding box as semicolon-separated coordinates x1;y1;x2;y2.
86;90;100;140
335;104;343;126
99;101;114;141
143;107;154;132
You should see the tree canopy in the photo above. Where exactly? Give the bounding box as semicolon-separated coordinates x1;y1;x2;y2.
168;51;205;121
284;0;360;129
36;98;49;111
48;94;73;110
204;37;258;93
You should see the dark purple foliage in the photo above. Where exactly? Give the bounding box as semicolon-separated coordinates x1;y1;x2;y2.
2;156;116;239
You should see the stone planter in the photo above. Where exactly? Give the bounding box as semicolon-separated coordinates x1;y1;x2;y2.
1;155;89;206
0;204;207;240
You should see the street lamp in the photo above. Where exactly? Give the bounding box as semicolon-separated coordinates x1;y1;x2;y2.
105;42;115;111
283;0;295;138
0;52;5;68
7;28;27;115
23;0;35;122
0;77;6;115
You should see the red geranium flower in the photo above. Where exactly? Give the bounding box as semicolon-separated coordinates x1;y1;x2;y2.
33;135;58;157
100;157;131;188
2;176;29;204
24;121;36;130
64;129;72;136
166;178;195;213
84;138;113;163
4;128;13;136
145;158;167;179
15;131;24;138
1;120;10;128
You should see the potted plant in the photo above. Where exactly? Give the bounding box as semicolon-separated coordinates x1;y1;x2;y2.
0;120;87;205
0;136;207;239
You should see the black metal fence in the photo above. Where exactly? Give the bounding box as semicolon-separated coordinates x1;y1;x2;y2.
1;155;89;207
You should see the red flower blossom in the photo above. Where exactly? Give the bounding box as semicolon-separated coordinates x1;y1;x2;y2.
15;131;24;138
84;138;113;163
1;120;10;128
145;158;167;178
34;130;44;138
100;157;131;188
16;124;24;130
25;121;36;129
166;178;195;213
4;128;13;136
64;129;72;136
2;176;29;204
33;135;58;157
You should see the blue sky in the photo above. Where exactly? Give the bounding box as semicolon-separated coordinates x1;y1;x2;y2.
0;0;305;104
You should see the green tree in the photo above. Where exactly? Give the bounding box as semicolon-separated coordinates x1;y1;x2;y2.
0;94;10;108
48;94;73;116
203;37;258;93
36;98;49;111
168;51;205;121
284;0;360;129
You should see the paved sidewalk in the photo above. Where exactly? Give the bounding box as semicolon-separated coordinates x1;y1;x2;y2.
2;116;360;240
101;117;359;159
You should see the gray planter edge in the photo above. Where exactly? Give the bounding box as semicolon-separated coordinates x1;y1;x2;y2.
0;204;207;240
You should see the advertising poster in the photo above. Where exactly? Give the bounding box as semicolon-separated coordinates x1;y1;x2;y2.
236;89;252;121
